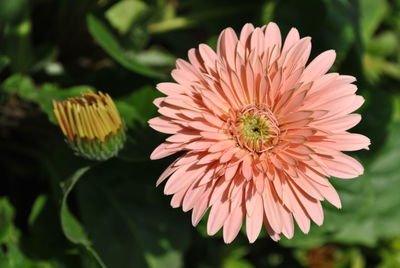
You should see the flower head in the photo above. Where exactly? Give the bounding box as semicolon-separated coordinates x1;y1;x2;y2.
53;91;125;161
149;23;370;243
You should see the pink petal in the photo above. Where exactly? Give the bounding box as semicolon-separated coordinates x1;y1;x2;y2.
246;192;264;243
223;205;244;244
150;142;181;160
308;180;342;208
225;162;240;181
217;27;238;69
148;117;183;134
191;187;212;226
289;181;324;226
321;153;364;179
208;140;235;153
171;187;187;208
301;50;336;82
239;23;255;45
207;200;230;235
241;155;253;180
164;164;207;195
282;28;300;54
262;180;282;233
199;44;218;73
157;82;187;95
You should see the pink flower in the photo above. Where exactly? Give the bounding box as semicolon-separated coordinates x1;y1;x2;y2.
149;23;370;243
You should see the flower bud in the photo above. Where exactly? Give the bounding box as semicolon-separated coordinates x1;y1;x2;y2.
53;91;125;161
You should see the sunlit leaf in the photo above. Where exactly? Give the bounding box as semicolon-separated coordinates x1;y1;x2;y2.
87;14;164;78
105;0;148;34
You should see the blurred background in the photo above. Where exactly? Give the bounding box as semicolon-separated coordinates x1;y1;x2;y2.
1;0;400;267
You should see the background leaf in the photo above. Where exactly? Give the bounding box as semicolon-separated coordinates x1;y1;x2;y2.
1;74;93;123
60;167;107;268
76;160;191;268
87;14;165;79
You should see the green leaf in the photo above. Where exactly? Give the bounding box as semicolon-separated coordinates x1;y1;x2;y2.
0;56;10;73
0;198;14;243
281;95;400;248
87;14;164;79
367;31;398;57
134;48;175;68
115;86;162;127
260;0;277;23
1;74;92;123
0;198;63;268
114;86;163;160
60;167;90;244
360;0;388;42
222;245;254;268
28;195;47;227
105;0;148;34
223;259;254;268
60;167;106;268
1;13;34;73
76;160;191;268
22;194;82;266
31;44;59;73
0;0;26;24
378;238;400;268
323;0;355;66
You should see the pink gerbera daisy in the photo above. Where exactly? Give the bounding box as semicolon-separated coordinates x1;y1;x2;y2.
149;23;370;243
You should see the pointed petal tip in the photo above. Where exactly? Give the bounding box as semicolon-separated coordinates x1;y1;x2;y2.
266;21;278;26
244;22;255;28
150;149;162;160
289;27;299;33
148;117;156;125
332;199;342;209
248;238;256;244
315;217;324;226
364;137;372;150
223;238;234;244
222;27;236;35
326;49;336;56
170;202;180;208
270;233;281;242
284;232;294;240
223;232;239;244
150;152;158;160
192;218;200;227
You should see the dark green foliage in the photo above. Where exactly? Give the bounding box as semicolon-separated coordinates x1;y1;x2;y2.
1;0;400;267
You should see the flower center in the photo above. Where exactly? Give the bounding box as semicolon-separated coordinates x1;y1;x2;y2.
228;105;280;153
239;113;271;143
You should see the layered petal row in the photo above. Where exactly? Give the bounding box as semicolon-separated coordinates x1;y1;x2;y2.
149;23;370;243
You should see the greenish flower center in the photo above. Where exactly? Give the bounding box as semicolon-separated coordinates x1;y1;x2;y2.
238;113;271;142
228;105;280;153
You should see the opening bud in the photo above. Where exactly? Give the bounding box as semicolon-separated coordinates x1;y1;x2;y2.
53;91;126;161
